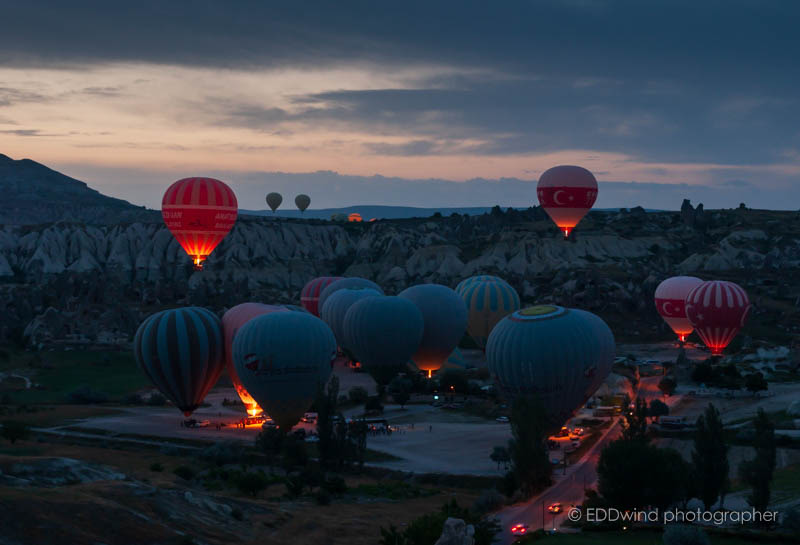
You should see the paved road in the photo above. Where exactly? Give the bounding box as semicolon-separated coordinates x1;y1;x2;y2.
493;418;622;544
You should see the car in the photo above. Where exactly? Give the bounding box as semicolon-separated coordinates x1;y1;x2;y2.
573;427;585;436
547;502;563;514
261;419;277;429
496;416;510;423
510;523;529;536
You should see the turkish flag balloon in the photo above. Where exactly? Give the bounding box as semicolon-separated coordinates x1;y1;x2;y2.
654;276;704;342
162;177;238;269
537;165;598;238
300;276;344;316
685;280;751;356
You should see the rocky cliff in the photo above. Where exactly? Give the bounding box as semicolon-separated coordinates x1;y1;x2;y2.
2;204;799;348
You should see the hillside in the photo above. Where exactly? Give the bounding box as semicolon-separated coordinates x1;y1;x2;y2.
0;154;152;225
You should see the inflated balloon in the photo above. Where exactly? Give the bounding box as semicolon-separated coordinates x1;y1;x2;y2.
281;304;309;313
459;277;520;349
399;284;468;378
295;194;311;213
455;275;511;297
343;296;424;373
487;305;615;430
320;288;382;357
537;165;598;239
300;276;343;316
222;303;288;415
318;277;384;317
348;213;363;222
442;347;466;370
266;192;283;213
654;276;704;342
161;177;238;269
685;280;751;356
233;312;336;429
134;307;225;417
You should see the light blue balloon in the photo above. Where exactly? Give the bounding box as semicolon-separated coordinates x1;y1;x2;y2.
318;277;384;315
343;296;423;368
320;288;382;353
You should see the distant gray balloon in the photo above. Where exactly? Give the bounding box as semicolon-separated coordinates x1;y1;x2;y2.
318;277;384;316
266;192;283;213
295;194;311;212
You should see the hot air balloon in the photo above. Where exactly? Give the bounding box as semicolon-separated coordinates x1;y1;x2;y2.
654;276;704;342
459;277;521;349
281;304;309;313
487;305;615;431
455;275;510;296
320;288;382;357
232;312;336;429
300;276;343;316
133;307;225;417
161;177;238;269
685;280;751;356
442;347;466;370
317;277;384;317
266;192;283;213
295;194;311;213
348;213;363;222
343;296;424;382
222;303;288;416
398;284;468;378
537;165;598;239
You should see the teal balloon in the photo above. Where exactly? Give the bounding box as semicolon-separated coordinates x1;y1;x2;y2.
455;275;509;295
343;296;424;369
133;306;224;417
232;312;336;429
318;277;383;313
398;284;467;375
320;288;382;355
487;305;615;430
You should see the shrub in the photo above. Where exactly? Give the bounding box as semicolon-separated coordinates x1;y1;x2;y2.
197;441;244;466
315;488;332;505
662;524;709;545
231;508;244;521
285;474;305;499
1;420;30;444
322;474;348;496
472;489;505;514
235;471;271;497
365;396;384;414
66;385;108;404
348;386;369;404
123;393;144;405
149;462;164;472
147;393;167;406
173;466;196;481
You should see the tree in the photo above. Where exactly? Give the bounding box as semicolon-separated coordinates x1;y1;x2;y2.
235;471;271;497
388;376;412;408
365;396;384;414
1;421;29;444
744;372;768;396
490;445;510;470
658;376;677;397
347;386;369;405
505;396;551;497
316;375;340;468
392;389;410;408
692;403;730;510
691;362;714;384
622;397;648;441
439;369;469;394
738;409;776;515
649;399;669;421
255;426;286;467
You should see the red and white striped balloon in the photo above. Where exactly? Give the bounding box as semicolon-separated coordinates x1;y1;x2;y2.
685;280;751;356
537;165;598;238
654;276;703;342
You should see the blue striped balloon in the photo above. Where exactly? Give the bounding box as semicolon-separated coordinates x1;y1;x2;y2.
320;288;382;356
455;275;509;295
134;307;224;416
343;296;424;369
487;305;615;430
318;277;384;316
233;312;336;429
459;277;521;349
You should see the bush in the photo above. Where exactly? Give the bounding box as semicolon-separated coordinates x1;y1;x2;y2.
123;393;144;405
315;488;332;505
348;386;369;404
147;392;167;406
322;474;348;496
235;471;271;497
149;462;164;472
231;508;244;521
66;385;108;404
1;420;30;444
173;466;196;481
662;524;709;545
472;489;505;514
197;441;244;466
365;396;384;414
285;474;305;498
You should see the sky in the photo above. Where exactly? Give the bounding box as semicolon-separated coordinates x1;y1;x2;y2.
0;1;798;210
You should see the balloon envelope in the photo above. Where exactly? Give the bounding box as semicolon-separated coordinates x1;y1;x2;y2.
161;177;238;268
320;288;382;356
233;312;336;429
300;276;343;316
685;280;750;356
487;305;615;431
295;194;311;212
222;303;288;414
455;275;509;296
134;306;225;416
398;284;467;376
654;276;703;342
459;277;520;349
343;296;424;370
318;277;384;316
266;192;283;212
536;165;598;238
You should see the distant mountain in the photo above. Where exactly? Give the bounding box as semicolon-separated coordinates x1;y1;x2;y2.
0;153;154;225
